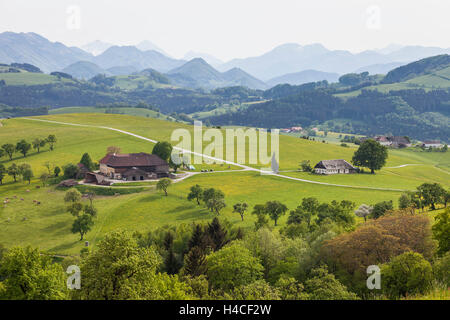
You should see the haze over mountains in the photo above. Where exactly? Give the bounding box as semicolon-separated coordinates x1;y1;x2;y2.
1;31;449;89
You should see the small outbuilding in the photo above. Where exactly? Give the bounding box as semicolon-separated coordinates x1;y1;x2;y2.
84;172;111;185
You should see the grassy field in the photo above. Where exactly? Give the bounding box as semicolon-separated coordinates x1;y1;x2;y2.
0;71;74;86
334;67;450;98
49;106;177;121
0;171;405;255
0;113;448;255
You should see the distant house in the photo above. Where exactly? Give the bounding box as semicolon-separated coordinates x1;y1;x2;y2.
361;136;411;148
374;136;392;146
314;159;357;175
422;140;443;148
99;152;169;181
390;136;411;148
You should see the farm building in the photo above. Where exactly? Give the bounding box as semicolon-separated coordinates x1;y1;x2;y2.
422;140;443;148
314;159;357;175
360;136;411;148
84;172;111;185
99;152;169;181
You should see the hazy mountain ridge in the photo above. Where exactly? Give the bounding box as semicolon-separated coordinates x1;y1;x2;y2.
0;32;92;73
267;70;340;86
81;40;113;56
92;46;184;72
219;43;450;80
1;31;450;90
167;58;268;89
62;61;111;80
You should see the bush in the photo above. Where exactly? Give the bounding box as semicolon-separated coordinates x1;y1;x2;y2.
433;252;450;287
206;242;263;291
63;163;79;179
381;251;433;299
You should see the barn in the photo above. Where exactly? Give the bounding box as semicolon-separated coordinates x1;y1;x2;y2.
99;152;169;181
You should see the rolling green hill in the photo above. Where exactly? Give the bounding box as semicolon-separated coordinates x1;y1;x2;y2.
0;113;448;255
48;106;177;121
382;54;450;83
0;64;76;86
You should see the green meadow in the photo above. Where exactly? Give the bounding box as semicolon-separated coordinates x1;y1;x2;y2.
0;71;74;86
49;106;177;121
0;113;448;255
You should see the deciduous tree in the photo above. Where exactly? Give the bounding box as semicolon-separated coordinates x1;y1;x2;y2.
233;202;248;221
72;213;94;241
0;246;68;300
2;143;15;160
432;208;450;256
46;134;57;151
417;183;446;210
206;243;264;291
381;251;432;299
354;204;373;222
352;139;388;174
78;231;163;300
265;201;288;226
187;184;203;205
7;163;19;182
157;178;172;196
80;153;95;171
15;139;31;157
152;141;173;161
32;138;46;153
0;164;6;185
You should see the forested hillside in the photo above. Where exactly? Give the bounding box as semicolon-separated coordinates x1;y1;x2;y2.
1;55;449;141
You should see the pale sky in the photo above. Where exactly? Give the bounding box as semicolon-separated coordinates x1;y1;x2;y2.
0;0;449;61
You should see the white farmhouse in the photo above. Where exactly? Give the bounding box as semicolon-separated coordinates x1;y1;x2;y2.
314;159;357;175
422;140;443;148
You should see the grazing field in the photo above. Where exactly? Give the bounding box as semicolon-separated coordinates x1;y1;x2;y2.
0;171;404;255
0;71;74;86
49;106;177;121
11;113;442;169
0;113;448;255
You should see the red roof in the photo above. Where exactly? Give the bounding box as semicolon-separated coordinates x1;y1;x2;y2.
99;153;168;167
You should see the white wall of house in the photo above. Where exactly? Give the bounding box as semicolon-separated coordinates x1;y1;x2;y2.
314;168;350;175
424;143;443;148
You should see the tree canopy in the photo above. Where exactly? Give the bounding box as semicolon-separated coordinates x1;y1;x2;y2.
352;139;388;174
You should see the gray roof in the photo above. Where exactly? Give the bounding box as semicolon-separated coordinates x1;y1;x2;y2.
314;159;356;170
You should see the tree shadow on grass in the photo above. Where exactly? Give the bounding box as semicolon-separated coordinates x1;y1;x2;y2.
173;207;215;221
136;193;186;203
40;220;71;236
49;240;82;254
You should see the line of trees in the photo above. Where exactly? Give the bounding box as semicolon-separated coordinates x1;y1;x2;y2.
0;163;34;184
399;183;449;211
0;134;57;161
187;185;226;215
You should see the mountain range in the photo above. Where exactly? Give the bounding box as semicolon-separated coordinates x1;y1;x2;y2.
266;70;340;87
217;43;450;80
167;58;267;89
1;31;450;89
